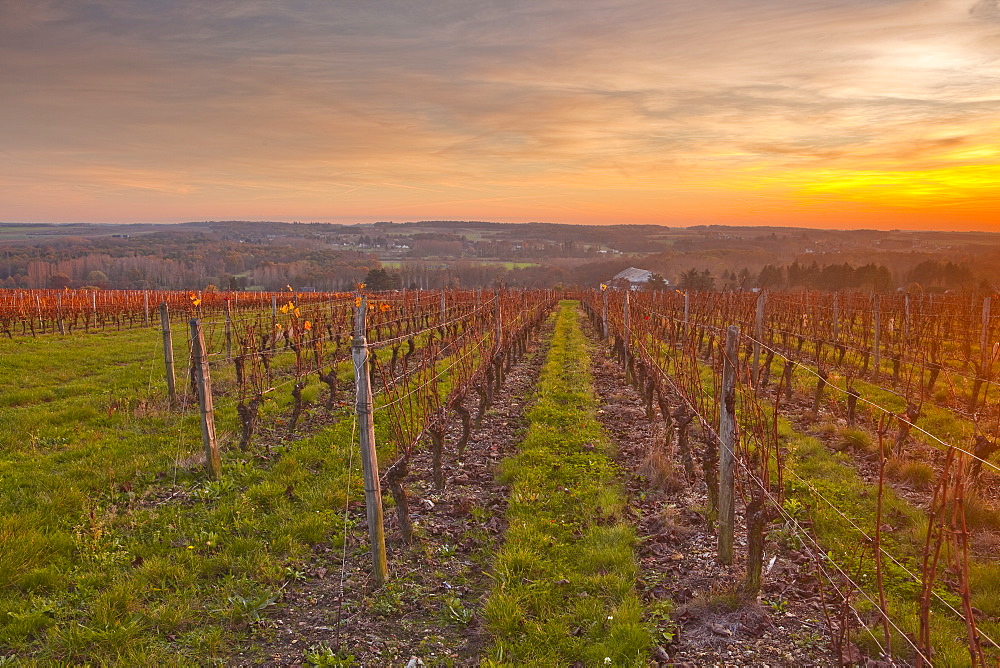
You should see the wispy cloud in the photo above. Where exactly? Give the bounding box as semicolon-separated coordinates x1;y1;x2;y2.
1;0;998;227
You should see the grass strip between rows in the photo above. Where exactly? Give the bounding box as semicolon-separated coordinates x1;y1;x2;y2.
483;301;650;666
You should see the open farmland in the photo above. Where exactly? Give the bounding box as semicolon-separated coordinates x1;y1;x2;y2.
0;288;996;666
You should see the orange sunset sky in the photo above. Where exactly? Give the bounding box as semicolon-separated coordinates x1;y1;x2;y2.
2;0;999;230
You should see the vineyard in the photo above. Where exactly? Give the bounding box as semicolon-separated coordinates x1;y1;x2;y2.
584;288;1000;666
0;287;997;665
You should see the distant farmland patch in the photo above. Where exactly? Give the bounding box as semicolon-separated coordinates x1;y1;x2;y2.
381;260;539;270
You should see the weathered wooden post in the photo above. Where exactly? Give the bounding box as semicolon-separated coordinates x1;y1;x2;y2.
981;296;991;373
601;285;609;340
804;290;810;329
225;298;233;361
160;303;177;406
752;291;765;387
623;290;632;383
683;290;690;338
967;295;994;413
495;288;503;347
719;325;738;565
873;295;881;379
143;290;150;327
352;295;388;587
34;293;43;333
56;293;65;335
271;294;279;351
904;293;911;341
190;318;222;479
832;293;839;343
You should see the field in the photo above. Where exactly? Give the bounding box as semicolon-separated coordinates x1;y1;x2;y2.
0;287;997;665
379;261;539;270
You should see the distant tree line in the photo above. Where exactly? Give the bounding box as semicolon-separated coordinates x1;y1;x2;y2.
757;261;893;291
667;260;980;293
0;242;377;291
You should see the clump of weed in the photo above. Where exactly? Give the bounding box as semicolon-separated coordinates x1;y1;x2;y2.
303;643;357;666
439;592;474;626
836;428;872;453
971;530;1000;558
961;493;1000;532
814;421;837;438
649;507;693;542
885;459;934;491
639;448;685;495
685;583;744;615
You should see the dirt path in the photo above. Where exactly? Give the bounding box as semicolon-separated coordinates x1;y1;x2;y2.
242;315;553;666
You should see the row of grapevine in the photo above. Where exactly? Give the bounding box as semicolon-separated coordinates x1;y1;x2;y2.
178;288;557;580
583;288;998;667
0;288;348;337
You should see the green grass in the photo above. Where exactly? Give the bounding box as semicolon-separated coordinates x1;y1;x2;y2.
779;418;1000;666
378;260;538;270
492;261;539;270
0;310;479;664
483;301;650;667
836;427;874;453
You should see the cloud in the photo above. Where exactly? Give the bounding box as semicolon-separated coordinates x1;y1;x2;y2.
1;0;999;226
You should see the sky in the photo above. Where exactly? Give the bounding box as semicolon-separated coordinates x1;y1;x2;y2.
2;0;999;230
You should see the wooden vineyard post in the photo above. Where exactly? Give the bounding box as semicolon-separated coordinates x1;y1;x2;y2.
718;325;738;565
91;291;97;329
601;286;609;340
981;296;991;374
225;298;233;361
143;290;150;327
352;295;388;587
623;290;632;383
683;290;690;338
56;293;65;335
904;293;911;341
872;294;881;380
495;288;502;348
35;294;43;333
832;293;839;343
271;294;278;351
190;318;222;479
752;291;765;387
160;303;177;406
968;295;993;413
